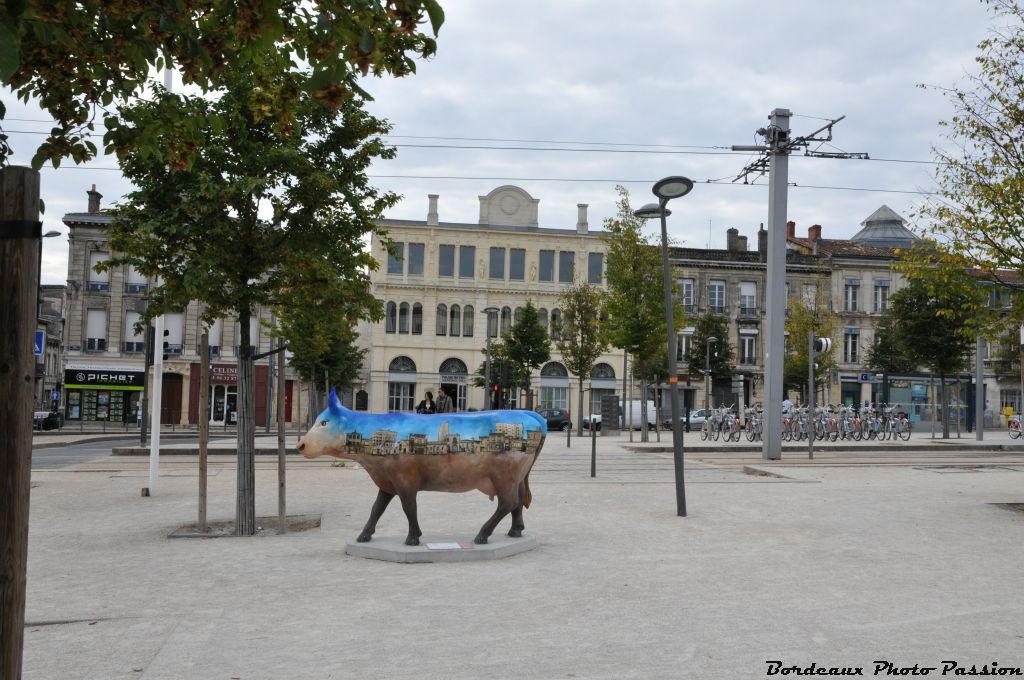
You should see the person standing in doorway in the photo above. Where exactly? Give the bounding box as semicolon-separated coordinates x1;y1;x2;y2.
435;387;453;413
415;391;436;414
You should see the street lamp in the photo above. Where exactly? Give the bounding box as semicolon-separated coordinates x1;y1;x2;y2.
705;336;718;409
633;175;693;518
483;306;499;409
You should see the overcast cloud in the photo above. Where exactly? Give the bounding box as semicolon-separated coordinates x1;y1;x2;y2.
1;0;997;285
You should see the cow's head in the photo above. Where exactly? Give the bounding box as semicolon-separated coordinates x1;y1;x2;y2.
297;388;350;460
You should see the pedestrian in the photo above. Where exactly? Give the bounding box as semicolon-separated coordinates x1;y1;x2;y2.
435;387;454;413
415;391;436;414
782;397;793;414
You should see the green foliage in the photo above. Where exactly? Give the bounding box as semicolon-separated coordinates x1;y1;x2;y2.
555;281;608;382
782;290;838;397
602;186;671;367
0;0;444;168
504;301;551;403
864;308;919;375
473;339;525;392
287;333;368;392
887;278;976;379
683;312;734;380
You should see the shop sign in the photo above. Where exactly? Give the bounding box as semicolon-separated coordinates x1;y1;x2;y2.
63;367;145;390
210;364;239;384
859;373;877;383
440;373;469;385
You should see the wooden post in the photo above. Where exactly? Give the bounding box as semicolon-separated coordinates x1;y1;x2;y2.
198;332;209;532
0;165;41;680
277;337;287;533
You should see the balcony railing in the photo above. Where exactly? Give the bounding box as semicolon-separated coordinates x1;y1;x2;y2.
738;306;758;317
681;304;697;315
125;283;148;293
709;305;726;314
123;341;145;353
86;281;109;292
85;338;106;351
164;344;183;355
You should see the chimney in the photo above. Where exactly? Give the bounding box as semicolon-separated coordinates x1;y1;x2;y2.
87;184;102;214
808;224;821;244
726;227;739;252
427;194;439;226
737;235;748;252
758;223;767;254
576;204;589;234
786;220;795;239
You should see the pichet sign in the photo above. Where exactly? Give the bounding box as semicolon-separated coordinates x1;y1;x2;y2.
63;368;145;389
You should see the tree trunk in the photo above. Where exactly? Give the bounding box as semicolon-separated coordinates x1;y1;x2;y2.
0;165;40;680
199;332;209;532
236;309;256;535
277;337;287;534
941;371;950;439
640;383;648;443
577;377;584;437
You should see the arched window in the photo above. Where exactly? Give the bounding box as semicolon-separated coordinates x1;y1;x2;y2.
412;303;423;335
389;356;417;372
541;361;568;377
436;304;447;336
538;308;548;331
398;302;410;334
355;390;369;411
439;357;469;411
462;305;474;337
388;356;416;412
501;306;512;334
385;302;397;333
550;308;561;340
449;304;461;336
486;308;499;338
439;358;468;375
514;307;523;325
591;363;616;379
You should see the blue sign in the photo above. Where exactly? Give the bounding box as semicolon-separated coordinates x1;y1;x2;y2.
34;330;44;356
50;390;60;401
859;373;877;383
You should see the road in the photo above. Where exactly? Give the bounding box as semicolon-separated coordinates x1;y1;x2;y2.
31;437;199;469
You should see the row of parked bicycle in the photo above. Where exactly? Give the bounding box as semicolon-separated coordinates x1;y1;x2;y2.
699;403;914;442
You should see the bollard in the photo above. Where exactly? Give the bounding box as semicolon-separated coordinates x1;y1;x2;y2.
566;427;571;447
590;420;597;477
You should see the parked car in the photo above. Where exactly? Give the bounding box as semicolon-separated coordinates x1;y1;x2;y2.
538;408;572;432
33;411;63;431
584;400;657;431
669;409;711;430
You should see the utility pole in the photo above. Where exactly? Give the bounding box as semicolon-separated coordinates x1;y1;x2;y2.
1;165;41;680
732;109;866;460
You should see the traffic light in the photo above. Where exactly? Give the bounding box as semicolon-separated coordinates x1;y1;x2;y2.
812;337;832;354
162;329;170;361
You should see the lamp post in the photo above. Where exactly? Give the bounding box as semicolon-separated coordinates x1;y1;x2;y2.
705;336;718;409
483;306;499;409
634;175;693;518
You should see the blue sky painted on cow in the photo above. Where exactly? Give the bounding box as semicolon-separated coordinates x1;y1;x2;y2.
319;404;547;441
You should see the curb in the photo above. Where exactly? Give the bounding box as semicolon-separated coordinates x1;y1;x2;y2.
112;447;300;456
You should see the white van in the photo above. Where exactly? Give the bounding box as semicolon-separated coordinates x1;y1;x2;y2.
584;399;657;431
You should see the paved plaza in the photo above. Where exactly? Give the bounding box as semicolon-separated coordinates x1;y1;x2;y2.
21;430;1024;679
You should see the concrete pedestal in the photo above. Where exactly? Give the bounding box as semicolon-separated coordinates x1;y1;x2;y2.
345;534;538;563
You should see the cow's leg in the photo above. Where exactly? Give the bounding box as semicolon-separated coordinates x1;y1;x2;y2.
475;481;520;544
357;489;394;542
399;492;422;546
507;479;527;538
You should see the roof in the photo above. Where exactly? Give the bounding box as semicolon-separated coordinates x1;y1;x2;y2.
379;218;606;237
849;205;920;248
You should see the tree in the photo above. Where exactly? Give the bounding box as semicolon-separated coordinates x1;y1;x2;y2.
683;312;734;407
472;339;524;409
555;281;608;435
100;65;392;534
782;291;838;402
864;308;919;375
504;301;550;409
0;0;444;168
888;278;978;438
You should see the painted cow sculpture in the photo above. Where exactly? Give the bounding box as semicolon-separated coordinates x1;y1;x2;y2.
298;389;547;545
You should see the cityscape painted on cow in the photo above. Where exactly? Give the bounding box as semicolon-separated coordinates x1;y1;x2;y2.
297;389;547;545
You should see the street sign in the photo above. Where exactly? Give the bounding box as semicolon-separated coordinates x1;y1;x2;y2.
34;330;44;356
50;390;60;401
859;373;877;383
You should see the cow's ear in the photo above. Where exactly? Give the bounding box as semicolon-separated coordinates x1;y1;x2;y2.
329;388;344;417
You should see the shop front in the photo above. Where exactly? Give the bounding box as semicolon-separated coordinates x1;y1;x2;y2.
187;363;293;426
63;365;145;423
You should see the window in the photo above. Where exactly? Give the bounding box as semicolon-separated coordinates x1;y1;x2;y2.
124;311;144;353
412;303;423;335
558;251;575;283
509;248;525;280
449;304;461;336
489;247;505;280
398;302;409;334
539;250;555;282
550;309;561;339
740;335;757;365
540;387;568;410
86;308;107;351
407;243;424;276
439;244;455;277
844;329;859;363
709;280;726;313
207;319;222;356
588;253;603;284
87;251;110;291
487;309;499;338
385;302;397;333
676;333;693;362
514;307;523;325
165;313;184;355
435;304;447;336
126;266;148;293
739;282;756;315
844;279;860;312
802;284;817;306
387;383;416;412
681;279;695;311
874;280;890;313
591;363;615;379
462;305;474;337
501;306;512;334
459;245;475;279
387;242;404;275
538;308;548;331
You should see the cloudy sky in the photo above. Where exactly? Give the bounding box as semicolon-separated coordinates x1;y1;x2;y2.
2;1;998;285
